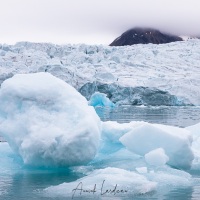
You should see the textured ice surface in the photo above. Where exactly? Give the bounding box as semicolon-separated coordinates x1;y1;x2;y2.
186;123;200;170
101;121;194;169
119;123;193;169
44;167;157;198
186;122;200;139
0;73;101;167
136;167;148;174
0;40;200;105
145;166;192;188
101;120;194;170
100;121;144;154
80;82;185;106
88;92;115;107
145;148;169;166
101;121;143;143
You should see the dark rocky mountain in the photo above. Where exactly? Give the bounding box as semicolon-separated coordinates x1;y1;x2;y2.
110;28;183;46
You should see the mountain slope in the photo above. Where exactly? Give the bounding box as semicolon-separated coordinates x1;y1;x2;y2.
110;28;183;46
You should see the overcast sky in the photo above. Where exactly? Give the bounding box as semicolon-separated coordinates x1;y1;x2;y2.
0;0;200;45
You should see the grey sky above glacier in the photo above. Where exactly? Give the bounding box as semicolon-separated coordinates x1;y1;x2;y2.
0;0;200;45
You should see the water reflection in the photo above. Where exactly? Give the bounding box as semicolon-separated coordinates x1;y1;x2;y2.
1;168;83;200
96;106;200;127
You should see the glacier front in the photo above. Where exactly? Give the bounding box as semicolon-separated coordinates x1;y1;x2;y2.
0;40;200;105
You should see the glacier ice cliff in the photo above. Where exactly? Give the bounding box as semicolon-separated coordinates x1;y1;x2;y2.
79;82;186;106
0;40;200;105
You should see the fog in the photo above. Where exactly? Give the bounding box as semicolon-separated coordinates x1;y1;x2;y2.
0;0;200;45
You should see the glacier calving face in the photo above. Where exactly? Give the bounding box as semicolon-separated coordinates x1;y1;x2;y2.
80;82;185;106
0;73;101;167
0;40;200;105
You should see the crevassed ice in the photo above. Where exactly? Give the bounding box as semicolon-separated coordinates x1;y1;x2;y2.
0;40;200;105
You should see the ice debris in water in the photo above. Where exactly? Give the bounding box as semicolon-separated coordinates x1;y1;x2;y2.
119;123;193;169
88;92;115;107
0;72;101;167
145;148;169;166
186;122;200;170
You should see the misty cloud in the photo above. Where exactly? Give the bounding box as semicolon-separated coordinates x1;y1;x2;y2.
0;0;200;44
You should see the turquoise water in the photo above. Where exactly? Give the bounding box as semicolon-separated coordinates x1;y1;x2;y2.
1;106;200;200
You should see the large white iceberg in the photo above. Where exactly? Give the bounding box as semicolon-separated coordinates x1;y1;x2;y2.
119;123;193;169
0;72;101;167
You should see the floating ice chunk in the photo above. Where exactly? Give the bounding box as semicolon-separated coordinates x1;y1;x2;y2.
0;73;101;167
44;167;157;198
145;148;169;166
186;123;200;170
89;92;115;108
119;123;193;169
186;122;200;153
186;122;200;139
102;121;144;143
100;121;145;154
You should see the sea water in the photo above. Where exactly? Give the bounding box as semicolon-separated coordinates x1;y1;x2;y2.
96;106;200;127
1;106;200;200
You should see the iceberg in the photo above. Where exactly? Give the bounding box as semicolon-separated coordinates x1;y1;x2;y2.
186;122;200;139
101;121;143;143
119;123;193;169
100;121;142;154
88;92;115;107
0;73;101;167
145;148;169;166
186;123;200;170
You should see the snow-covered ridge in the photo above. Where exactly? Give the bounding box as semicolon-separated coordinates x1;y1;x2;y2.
0;40;200;105
180;36;200;41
